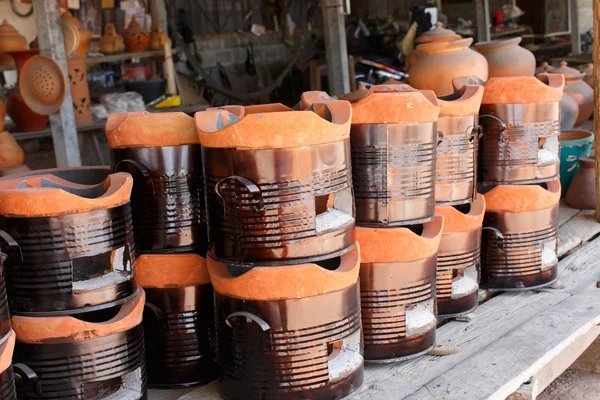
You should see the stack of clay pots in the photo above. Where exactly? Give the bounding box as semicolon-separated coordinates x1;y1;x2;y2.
106;112;218;388
0;167;147;399
0;251;16;399
194;101;364;399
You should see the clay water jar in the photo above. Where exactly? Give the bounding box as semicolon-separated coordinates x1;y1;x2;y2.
559;130;594;195
195;101;355;265
481;179;561;290
436;84;484;205
149;21;168;51
107;111;207;255
474;37;535;77
356;215;443;361
11;288;147;399
124;16;150;53
560;92;579;131
565;156;595;210
409;38;488;96
135;254;218;387
409;22;461;67
0;20;27;66
0;172;136;315
61;11;92;58
67;57;93;126
582;63;593;87
548;61;594;126
435;194;485;317
0;131;24;169
99;23;125;54
477;74;565;185
208;244;363;400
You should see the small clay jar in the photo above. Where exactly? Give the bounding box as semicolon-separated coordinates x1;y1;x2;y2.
0;132;24;169
409;38;489;96
149;21;167;51
548;61;593;126
124;16;150;53
565;156;595;209
61;11;92;58
474;37;535;77
0;20;27;66
99;23;125;54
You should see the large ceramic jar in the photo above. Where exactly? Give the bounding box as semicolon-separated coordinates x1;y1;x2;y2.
474;37;535;77
0;20;27;66
124;16;150;53
61;12;92;58
548;61;593;126
409;22;461;67
409;38;488;96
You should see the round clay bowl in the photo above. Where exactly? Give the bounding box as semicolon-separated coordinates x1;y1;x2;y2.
62;22;80;58
19;55;67;115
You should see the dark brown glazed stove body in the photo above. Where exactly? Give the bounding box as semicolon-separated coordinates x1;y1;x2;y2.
0;204;135;315
14;325;147;399
203;139;355;264
436;115;478;205
0;365;16;400
479;102;560;185
437;228;481;317
481;205;558;290
143;285;218;388
113;145;207;255
0;255;11;341
351;122;437;226
360;255;437;361
214;283;364;399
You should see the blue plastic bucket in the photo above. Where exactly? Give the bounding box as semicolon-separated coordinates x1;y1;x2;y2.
559;130;594;195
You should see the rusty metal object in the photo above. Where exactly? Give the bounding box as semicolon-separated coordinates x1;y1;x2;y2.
214;282;364;400
351;122;437;225
143;285;218;388
113;145;207;255
203;139;355;265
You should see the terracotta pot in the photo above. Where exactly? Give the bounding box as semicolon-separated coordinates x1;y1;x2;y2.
12;288;146;399
582;63;593;87
565;156;595;209
474;37;535;77
559;130;594;195
0;132;24;169
0;20;27;66
356;215;443;361
482;180;561;289
409;22;461;67
67;57;93;126
61;11;91;58
5;50;49;132
99;23;125;54
149;21;168;51
208;244;363;399
124;16;150;53
409;38;488;96
548;61;594;126
0;100;5;132
560;92;579;130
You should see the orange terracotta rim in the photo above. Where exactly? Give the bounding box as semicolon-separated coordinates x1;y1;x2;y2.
298;91;335;110
351;84;439;124
474;37;522;52
484;179;561;213
437;85;484;117
481;74;564;104
195;100;352;149
0;330;15;374
452;75;485;91
12;287;145;344
0;172;132;217
356;215;444;263
105;111;199;148
416;38;474;55
135;254;210;288
435;194;485;233
208;244;360;300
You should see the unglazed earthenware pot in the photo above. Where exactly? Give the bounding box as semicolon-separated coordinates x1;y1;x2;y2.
548;61;593;126
0;20;27;66
474;37;535;77
149;21;168;51
565;156;595;209
99;23;125;54
124;16;150;53
61;11;92;58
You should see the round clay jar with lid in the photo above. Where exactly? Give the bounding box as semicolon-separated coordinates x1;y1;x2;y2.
548;61;593;126
409;22;462;68
474;37;535;77
0;20;27;66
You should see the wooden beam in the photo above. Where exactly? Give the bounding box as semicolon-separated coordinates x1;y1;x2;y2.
33;0;81;167
320;0;350;96
570;0;581;55
150;0;168;32
595;0;600;221
475;0;491;42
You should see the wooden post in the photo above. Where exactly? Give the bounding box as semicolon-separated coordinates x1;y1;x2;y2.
321;0;350;96
33;0;81;167
150;0;168;32
475;0;491;42
571;0;581;55
595;0;600;221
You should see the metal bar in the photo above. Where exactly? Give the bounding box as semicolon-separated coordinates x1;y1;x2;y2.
570;0;582;55
475;0;491;42
320;0;350;96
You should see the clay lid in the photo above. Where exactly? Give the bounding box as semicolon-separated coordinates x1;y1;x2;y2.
0;330;15;374
0;172;132;217
351;84;439;124
437;84;484;117
105;111;199;148
435;193;485;233
484;179;561;213
0;131;24;168
135;254;210;288
481;74;564;104
126;15;147;34
208;244;360;300
19;55;67;115
195;100;352;149
12;287;145;344
474;37;522;53
548;61;585;83
356;214;444;263
416;37;473;55
0;19;27;48
415;22;461;44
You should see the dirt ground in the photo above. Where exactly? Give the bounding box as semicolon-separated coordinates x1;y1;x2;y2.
539;368;600;400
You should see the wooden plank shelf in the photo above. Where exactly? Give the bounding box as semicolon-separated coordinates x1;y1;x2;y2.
147;204;600;399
